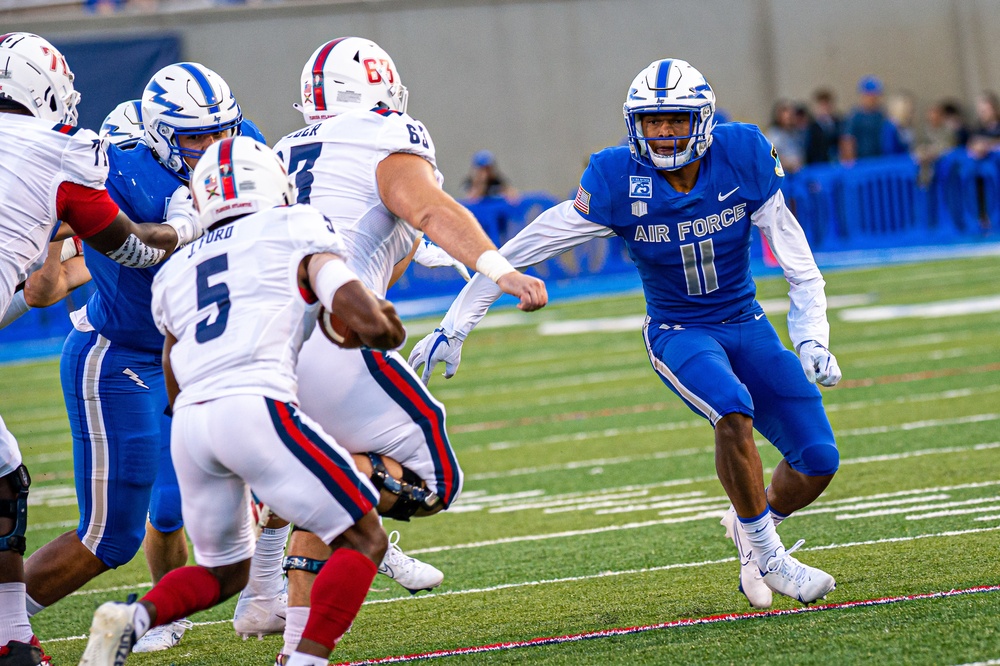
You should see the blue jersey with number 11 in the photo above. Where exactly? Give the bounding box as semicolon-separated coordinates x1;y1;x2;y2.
574;122;782;325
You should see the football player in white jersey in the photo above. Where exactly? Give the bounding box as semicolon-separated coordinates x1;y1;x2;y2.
79;136;405;666
410;59;841;609
0;32;205;664
258;37;548;661
0;100;142;334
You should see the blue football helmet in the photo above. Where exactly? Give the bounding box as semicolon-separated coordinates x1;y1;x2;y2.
99;100;144;149
141;62;243;180
623;59;716;170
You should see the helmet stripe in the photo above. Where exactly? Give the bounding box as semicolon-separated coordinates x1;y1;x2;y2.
179;63;221;115
655;59;673;97
218;137;238;201
311;37;348;112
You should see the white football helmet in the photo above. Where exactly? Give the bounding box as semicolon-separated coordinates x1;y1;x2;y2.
295;37;408;125
190;136;294;226
99;100;144;149
0;32;80;125
623;59;716;170
141;62;243;180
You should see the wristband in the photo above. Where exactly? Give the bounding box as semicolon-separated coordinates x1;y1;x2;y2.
475;250;516;282
313;257;362;312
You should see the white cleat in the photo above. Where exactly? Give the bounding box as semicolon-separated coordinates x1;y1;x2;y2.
78;602;139;665
233;583;287;639
378;530;444;594
761;539;836;604
130;619;192;653
721;506;773;609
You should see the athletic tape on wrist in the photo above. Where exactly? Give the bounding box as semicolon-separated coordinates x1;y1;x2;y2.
313;257;362;312
475;250;516;282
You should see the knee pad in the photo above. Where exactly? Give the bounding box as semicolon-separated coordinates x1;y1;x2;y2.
366;453;442;521
0;464;30;555
797;442;840;476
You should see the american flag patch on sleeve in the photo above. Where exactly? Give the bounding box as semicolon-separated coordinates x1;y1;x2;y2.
573;186;591;215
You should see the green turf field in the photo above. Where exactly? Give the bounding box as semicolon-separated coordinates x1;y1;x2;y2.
4;255;999;665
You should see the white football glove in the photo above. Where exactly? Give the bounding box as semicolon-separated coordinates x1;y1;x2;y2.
59;236;84;261
164;186;206;249
797;340;842;387
408;327;464;384
412;240;471;281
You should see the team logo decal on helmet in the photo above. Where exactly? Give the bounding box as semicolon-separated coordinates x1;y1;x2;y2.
190;136;295;225
295;37;408;125
141;62;243;180
0;32;80;125
623;58;717;171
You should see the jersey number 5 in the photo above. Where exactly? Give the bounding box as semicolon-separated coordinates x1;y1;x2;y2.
195;254;231;343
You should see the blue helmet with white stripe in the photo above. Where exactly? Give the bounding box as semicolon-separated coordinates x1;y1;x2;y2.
141;62;243;180
623;59;716;170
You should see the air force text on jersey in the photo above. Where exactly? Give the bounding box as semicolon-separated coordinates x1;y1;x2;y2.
632;202;748;243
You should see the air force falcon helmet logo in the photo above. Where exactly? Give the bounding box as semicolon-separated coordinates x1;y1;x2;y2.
629;176;652;199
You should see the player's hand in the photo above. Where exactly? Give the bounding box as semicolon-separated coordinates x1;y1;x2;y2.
496;272;547;312
797;340;842;387
408;328;464;384
60;236;84;261
413;240;471;281
164;186;204;249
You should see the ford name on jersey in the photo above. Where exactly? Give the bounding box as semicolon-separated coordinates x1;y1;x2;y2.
633;202;748;243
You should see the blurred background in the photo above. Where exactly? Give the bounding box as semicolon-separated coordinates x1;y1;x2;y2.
3;0;1000;358
3;0;999;197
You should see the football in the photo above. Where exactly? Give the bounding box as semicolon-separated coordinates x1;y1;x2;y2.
318;308;363;348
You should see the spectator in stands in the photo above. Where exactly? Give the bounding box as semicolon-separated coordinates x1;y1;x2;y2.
914;99;965;184
765;99;805;174
884;91;916;155
84;0;125;13
804;88;842;165
840;75;892;162
966;91;1000;159
462;150;518;201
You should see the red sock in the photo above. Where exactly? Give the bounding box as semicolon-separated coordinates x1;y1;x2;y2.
301;549;377;651
141;566;221;626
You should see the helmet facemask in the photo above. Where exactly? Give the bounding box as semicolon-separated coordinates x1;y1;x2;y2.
623;59;716;171
141;63;243;181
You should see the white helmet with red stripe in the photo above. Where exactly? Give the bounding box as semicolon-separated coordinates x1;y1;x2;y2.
190;136;294;226
0;32;80;125
294;37;408;125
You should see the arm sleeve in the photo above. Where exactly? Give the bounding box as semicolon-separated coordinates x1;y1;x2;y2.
441;200;614;339
750;189;830;348
56;182;120;239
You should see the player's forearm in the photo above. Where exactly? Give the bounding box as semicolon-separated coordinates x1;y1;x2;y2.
440;272;505;340
751;191;831;348
24;256;90;307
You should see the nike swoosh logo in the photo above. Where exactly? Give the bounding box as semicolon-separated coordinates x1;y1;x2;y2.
754;313;765;320
718;186;739;201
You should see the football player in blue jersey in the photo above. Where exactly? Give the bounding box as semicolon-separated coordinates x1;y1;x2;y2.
410;59;842;609
22;61;268;653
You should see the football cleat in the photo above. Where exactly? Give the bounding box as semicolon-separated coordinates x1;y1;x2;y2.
721;506;773;609
78;602;140;665
761;540;836;604
130;619;192;653
233;582;287;639
378;531;443;594
0;635;49;665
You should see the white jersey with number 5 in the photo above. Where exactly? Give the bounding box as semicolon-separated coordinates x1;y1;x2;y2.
150;204;348;410
273;107;441;296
